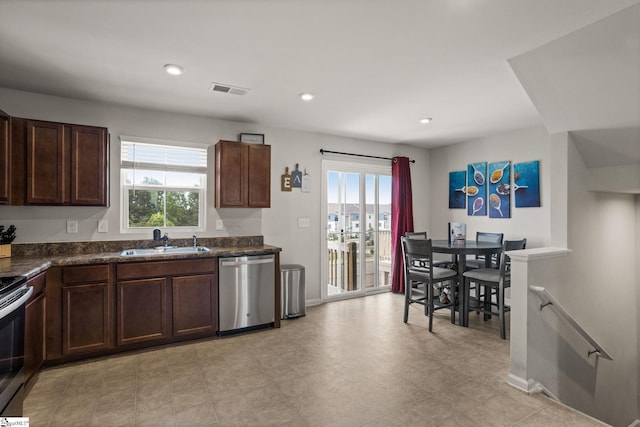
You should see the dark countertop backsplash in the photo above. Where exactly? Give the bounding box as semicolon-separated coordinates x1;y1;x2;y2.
11;236;264;257
1;236;280;278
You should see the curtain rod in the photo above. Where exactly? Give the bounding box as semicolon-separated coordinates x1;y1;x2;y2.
319;149;415;163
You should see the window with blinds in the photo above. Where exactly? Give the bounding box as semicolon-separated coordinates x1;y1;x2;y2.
120;137;208;231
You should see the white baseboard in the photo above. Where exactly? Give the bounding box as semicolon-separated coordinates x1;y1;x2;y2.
506;373;529;392
506;375;560;402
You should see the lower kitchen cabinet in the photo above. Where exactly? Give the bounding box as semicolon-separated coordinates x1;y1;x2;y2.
45;257;218;363
117;277;169;346
62;275;112;355
46;264;114;361
172;273;217;337
116;258;217;347
24;272;46;389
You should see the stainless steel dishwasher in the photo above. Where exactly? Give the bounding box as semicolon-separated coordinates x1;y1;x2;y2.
218;254;275;333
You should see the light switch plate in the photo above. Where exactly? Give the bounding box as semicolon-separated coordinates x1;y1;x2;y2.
216;219;224;230
98;219;108;233
66;220;78;234
298;217;311;228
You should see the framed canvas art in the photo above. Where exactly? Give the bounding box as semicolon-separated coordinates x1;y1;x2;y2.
488;161;510;218
448;170;466;209
467;162;487;216
514;160;540;207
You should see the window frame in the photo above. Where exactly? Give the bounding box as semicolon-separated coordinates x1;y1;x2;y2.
119;136;208;234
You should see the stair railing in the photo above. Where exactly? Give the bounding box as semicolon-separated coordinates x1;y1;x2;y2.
529;285;613;360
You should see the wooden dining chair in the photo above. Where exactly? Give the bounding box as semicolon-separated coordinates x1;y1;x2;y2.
465;231;504;269
402;237;458;331
462;238;526;339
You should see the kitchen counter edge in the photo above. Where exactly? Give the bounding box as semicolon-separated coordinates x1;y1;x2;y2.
0;244;282;279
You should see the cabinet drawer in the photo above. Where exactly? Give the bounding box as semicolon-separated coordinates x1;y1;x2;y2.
62;264;109;284
117;258;216;280
27;271;46;298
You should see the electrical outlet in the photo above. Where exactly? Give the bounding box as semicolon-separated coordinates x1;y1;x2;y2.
66;220;78;234
216;219;224;230
298;217;311;228
98;219;108;233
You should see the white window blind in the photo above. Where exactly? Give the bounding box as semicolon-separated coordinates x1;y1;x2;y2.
121;140;207;173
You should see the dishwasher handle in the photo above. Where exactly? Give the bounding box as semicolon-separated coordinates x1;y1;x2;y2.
220;257;274;267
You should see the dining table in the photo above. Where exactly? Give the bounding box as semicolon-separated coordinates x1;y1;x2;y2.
431;239;503;326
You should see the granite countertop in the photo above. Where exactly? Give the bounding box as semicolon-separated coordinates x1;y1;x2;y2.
0;236;281;279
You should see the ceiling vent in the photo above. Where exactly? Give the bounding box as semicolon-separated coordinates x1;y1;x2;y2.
209;82;250;96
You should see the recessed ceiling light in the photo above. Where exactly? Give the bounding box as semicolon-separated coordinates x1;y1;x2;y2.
164;64;184;76
300;92;315;101
419;117;433;124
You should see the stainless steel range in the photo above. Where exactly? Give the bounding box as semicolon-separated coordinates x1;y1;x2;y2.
0;275;33;416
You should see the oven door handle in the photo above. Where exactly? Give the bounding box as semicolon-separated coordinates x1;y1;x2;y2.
0;285;34;320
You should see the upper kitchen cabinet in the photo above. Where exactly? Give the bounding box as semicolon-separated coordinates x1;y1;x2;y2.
215;140;270;208
0;110;9;203
8;117;109;206
69;125;108;205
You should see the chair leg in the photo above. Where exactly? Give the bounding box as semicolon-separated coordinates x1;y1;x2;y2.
427;283;434;332
403;279;411;323
450;280;456;325
483;285;492;321
498;285;506;339
463;278;470;327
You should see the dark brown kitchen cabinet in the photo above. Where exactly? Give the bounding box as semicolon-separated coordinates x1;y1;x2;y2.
215;140;270;208
26;120;66;204
116;258;217;347
61;265;113;355
0;110;9;203
172;273;217;337
69;125;108;205
6;116;108;206
46;264;114;361
24;272;46;390
116;277;169;346
45;258;217;363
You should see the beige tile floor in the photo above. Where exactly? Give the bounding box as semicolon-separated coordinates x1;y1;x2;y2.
24;292;608;426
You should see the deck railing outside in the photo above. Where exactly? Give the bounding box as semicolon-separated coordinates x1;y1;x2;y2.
327;230;392;292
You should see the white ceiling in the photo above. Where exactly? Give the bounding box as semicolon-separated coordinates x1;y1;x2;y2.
0;0;638;148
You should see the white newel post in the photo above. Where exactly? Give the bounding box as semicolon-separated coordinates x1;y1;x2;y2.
506;247;571;393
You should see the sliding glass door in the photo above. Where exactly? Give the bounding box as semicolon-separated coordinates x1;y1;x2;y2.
322;160;392;300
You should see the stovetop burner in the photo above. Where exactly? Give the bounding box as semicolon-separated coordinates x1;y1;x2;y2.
0;275;27;295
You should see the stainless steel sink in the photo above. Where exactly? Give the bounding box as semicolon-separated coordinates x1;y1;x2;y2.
120;246;211;256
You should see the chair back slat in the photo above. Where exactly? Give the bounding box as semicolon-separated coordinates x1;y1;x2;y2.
499;238;527;280
405;231;427;240
477;232;504;244
401;237;434;274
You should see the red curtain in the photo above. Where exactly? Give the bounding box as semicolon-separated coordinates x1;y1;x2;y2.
390;156;414;293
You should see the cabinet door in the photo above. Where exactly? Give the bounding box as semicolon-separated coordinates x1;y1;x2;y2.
172;274;217;337
215;141;247;207
70;125;108;206
25;292;45;384
0;111;9;203
62;282;112;355
26;120;67;204
117;278;169;346
248;144;270;208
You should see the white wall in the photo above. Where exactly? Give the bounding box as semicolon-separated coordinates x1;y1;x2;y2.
526;134;638;427
427;125;551;247
637;194;640;419
0;87;430;302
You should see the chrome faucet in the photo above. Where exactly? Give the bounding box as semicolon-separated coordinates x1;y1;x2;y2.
193;235;197;248
162;233;169;247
